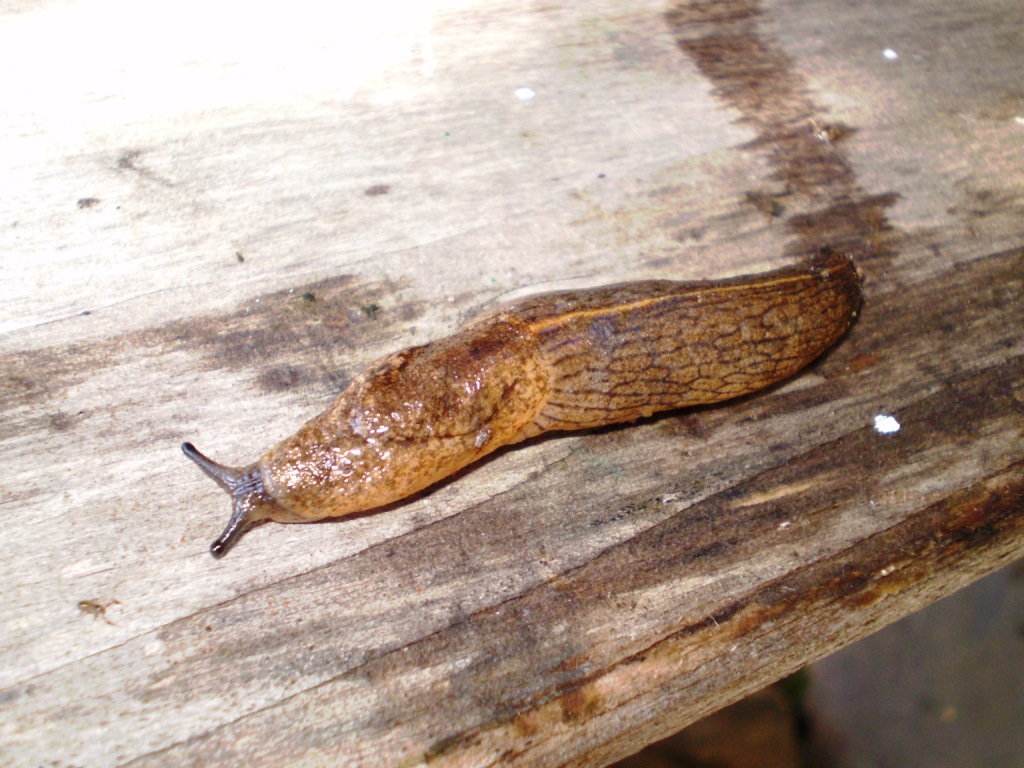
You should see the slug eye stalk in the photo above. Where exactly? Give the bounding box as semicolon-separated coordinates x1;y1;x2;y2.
181;442;273;557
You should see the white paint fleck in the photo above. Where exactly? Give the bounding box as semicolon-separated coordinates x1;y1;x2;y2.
874;414;901;434
878;564;896;577
882;48;899;61
514;87;535;101
778;521;791;530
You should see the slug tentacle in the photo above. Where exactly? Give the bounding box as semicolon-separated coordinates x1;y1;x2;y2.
181;442;278;558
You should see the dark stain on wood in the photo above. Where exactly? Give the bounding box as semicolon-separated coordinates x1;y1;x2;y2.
425;731;479;763
0;274;420;430
665;0;898;264
115;149;174;187
48;410;82;431
947;180;1024;238
745;190;786;219
787;193;900;255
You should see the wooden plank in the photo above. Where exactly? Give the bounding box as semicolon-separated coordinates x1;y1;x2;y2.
1;0;1022;766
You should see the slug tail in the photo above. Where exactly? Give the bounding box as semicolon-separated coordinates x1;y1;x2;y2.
181;442;273;558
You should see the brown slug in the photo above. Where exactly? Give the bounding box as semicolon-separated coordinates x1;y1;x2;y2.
184;250;862;557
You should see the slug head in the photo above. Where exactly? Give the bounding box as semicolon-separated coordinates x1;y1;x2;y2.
181;442;282;557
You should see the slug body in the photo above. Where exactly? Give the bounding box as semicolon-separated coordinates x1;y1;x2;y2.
184;251;861;556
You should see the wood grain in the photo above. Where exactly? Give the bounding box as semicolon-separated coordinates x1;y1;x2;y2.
1;0;1022;766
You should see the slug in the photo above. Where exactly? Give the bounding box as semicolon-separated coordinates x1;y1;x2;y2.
184;250;861;556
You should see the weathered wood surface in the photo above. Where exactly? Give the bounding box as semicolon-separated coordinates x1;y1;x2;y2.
1;0;1022;766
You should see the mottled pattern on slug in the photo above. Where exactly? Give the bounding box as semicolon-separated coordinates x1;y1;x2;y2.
514;251;862;436
184;250;861;556
259;318;549;519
